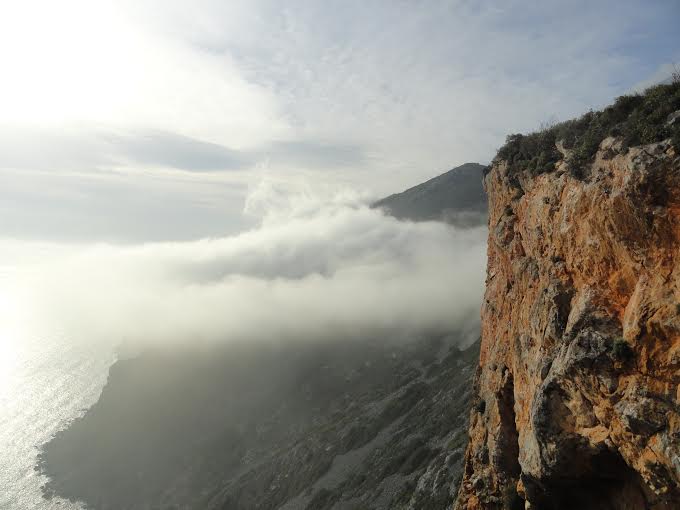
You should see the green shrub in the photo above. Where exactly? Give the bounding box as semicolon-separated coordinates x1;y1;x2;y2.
672;128;680;152
495;82;680;178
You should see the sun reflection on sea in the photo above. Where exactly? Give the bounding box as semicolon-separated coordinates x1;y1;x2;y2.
0;263;115;509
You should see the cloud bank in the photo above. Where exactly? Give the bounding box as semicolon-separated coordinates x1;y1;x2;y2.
2;186;486;352
1;1;678;244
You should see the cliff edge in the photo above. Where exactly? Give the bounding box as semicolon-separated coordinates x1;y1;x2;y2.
455;83;680;509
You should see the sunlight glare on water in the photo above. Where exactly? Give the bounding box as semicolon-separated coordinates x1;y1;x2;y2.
0;267;115;509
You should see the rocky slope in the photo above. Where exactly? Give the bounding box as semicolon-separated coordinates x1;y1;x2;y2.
373;163;487;227
41;335;478;510
455;84;680;509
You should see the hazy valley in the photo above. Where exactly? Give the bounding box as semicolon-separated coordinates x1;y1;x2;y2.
39;164;489;510
1;4;678;510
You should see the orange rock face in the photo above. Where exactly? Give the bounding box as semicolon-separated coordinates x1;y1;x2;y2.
455;139;680;509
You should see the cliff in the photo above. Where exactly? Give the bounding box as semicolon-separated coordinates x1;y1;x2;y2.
455;83;680;509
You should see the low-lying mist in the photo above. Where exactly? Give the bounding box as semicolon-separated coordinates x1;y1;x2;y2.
3;183;487;353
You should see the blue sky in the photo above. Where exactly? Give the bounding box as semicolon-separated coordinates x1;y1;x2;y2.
0;0;678;242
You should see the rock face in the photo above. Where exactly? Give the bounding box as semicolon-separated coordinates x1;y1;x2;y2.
454;136;680;509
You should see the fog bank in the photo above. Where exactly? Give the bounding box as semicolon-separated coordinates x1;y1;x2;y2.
1;185;487;351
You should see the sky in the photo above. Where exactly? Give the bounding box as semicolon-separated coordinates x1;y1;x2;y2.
0;0;679;242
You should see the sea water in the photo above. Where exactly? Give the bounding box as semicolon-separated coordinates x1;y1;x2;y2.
0;268;114;509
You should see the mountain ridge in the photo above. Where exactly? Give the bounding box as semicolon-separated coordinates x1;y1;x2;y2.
373;162;487;227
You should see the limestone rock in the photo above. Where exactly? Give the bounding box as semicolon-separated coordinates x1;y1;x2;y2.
455;138;680;509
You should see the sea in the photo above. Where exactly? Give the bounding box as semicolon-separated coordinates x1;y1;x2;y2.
0;268;115;509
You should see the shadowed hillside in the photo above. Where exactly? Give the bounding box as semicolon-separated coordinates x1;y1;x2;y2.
40;335;479;510
373;163;487;227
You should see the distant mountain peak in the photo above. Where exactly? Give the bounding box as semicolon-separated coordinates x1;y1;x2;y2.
373;163;488;227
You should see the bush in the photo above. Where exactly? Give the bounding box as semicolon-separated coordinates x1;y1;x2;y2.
495;82;680;178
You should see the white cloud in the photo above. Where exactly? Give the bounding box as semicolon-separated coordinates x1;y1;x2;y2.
0;163;255;242
1;187;486;351
0;0;290;148
133;0;670;188
1;0;678;242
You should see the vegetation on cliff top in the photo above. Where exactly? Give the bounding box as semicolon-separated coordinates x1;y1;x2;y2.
495;80;680;178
